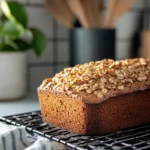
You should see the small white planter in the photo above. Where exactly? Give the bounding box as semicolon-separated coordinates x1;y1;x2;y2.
0;52;27;100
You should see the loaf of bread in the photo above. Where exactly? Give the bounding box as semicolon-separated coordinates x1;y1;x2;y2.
38;58;150;135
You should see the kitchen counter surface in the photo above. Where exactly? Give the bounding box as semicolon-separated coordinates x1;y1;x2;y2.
0;94;40;116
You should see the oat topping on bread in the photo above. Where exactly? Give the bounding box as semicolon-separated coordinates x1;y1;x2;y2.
39;58;150;103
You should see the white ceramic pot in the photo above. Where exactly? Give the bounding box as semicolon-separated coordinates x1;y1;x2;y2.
0;52;27;100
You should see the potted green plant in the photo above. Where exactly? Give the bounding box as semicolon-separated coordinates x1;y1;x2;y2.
0;0;47;100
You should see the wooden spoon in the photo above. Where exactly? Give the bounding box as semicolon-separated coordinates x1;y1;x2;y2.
80;0;96;27
109;0;135;27
104;0;135;28
45;0;73;28
93;0;102;27
67;0;90;28
103;0;119;27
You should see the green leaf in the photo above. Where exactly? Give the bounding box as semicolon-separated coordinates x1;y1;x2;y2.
14;39;29;51
0;42;18;51
30;28;47;56
0;45;16;51
0;0;16;23
1;0;28;28
0;20;21;37
7;1;28;28
0;14;7;22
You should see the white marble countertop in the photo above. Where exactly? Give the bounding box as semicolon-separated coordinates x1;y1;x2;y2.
0;94;40;116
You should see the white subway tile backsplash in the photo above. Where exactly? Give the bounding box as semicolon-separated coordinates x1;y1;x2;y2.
57;42;69;62
26;6;53;38
30;66;54;92
103;0;144;10
13;0;27;4
27;42;53;63
29;0;44;4
132;0;144;10
56;64;70;73
115;11;140;39
116;41;132;60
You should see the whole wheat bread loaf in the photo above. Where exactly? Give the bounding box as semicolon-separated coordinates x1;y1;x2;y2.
38;58;150;135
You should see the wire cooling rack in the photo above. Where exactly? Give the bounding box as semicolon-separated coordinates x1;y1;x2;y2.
0;111;150;150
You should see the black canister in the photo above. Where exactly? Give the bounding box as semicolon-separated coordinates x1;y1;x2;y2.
69;28;115;66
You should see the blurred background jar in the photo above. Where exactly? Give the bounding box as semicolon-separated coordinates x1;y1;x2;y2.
0;0;47;100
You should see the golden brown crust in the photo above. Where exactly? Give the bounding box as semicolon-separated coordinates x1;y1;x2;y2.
38;89;150;135
39;58;150;104
38;58;150;135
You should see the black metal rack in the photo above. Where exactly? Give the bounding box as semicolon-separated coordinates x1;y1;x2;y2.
0;111;150;150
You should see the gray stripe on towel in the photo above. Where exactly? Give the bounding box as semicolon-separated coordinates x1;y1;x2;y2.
1;135;6;150
10;131;17;150
18;128;28;148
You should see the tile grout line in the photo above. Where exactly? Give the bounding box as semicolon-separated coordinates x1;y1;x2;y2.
52;19;58;74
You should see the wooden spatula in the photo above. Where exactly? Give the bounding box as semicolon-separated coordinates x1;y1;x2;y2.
103;0;119;27
45;0;73;28
104;0;135;28
93;0;102;27
81;0;102;28
80;0;96;27
109;0;135;27
67;0;90;28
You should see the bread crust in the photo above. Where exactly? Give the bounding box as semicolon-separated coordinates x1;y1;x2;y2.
38;89;150;135
39;58;150;104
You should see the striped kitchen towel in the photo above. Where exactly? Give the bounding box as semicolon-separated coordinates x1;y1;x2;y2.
0;122;68;150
